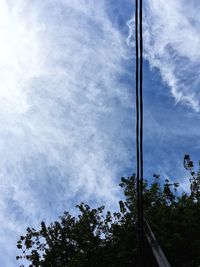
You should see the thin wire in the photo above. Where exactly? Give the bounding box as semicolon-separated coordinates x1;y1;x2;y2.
135;0;144;265
135;0;140;240
139;0;144;235
139;0;145;265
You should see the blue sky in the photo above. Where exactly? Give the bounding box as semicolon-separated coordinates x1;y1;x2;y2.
0;0;200;266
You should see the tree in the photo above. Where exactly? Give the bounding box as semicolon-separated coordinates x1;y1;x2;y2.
17;155;200;267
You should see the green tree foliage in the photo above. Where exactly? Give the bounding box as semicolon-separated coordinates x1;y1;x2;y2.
17;155;200;267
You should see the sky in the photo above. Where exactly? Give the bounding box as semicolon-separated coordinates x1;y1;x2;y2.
0;0;200;266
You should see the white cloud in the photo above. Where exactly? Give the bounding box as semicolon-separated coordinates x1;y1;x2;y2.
0;0;132;265
127;0;200;111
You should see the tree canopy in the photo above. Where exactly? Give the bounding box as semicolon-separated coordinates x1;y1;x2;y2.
17;155;200;267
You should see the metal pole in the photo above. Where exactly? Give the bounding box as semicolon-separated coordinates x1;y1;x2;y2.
144;219;171;267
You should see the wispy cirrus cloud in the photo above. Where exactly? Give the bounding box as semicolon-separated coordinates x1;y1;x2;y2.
127;0;200;111
0;0;133;265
